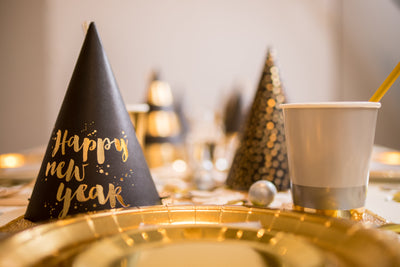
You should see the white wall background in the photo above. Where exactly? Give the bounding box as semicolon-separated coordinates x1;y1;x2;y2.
0;0;399;154
341;0;400;149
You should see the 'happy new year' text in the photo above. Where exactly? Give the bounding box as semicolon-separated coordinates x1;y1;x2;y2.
45;129;130;218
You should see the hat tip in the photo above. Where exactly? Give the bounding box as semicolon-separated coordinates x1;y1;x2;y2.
82;21;96;34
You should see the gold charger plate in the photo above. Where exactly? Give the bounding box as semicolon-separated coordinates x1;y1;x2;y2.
0;205;399;267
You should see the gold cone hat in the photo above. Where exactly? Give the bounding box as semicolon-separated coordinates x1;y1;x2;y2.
226;49;290;191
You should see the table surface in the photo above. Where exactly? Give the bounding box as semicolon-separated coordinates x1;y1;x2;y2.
0;180;399;229
1;145;400;229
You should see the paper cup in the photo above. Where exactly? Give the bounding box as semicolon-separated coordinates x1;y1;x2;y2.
281;102;380;217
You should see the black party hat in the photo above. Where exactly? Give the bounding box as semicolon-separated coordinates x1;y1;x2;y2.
25;22;160;222
226;49;290;191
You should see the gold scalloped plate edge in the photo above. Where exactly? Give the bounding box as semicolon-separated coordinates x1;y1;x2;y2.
0;205;399;267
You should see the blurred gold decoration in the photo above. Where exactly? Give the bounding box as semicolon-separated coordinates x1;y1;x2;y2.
0;149;44;181
147;110;181;137
144;72;186;168
126;103;149;149
223;89;243;136
375;151;400;165
0;153;25;169
226;48;290;191
219;88;244;176
147;80;174;106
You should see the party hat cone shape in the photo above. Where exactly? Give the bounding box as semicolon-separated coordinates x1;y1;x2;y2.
144;72;186;168
25;23;160;222
226;49;290;191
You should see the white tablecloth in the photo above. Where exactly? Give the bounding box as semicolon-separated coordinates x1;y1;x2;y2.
0;181;399;228
1;144;400;227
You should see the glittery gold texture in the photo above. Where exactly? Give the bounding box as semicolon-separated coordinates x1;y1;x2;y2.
226;49;290;191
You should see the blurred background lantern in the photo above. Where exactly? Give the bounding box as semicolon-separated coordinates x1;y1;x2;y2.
144;72;187;169
126;103;149;150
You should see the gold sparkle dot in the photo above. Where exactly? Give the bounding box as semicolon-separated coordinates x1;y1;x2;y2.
267;141;274;148
267;98;276;107
267;122;275;130
236;230;243;239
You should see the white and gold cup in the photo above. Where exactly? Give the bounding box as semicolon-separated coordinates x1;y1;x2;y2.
281;102;381;219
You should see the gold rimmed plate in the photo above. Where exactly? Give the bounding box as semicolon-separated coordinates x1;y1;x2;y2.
74;225;325;267
0;205;399;266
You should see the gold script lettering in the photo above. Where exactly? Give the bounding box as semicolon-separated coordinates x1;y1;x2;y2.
51;130;129;164
114;139;129;162
56;183;130;219
96;138;110;164
45;160;87;182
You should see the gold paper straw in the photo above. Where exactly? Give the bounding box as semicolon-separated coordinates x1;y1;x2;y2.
369;62;400;102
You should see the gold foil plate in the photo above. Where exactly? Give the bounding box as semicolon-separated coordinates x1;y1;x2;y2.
0;205;399;267
74;225;325;267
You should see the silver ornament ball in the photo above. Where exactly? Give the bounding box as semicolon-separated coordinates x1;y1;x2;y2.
248;180;277;207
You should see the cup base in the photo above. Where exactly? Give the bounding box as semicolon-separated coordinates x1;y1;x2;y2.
293;205;365;221
292;184;366;210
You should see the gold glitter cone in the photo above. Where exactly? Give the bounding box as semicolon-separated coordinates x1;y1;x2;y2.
226;49;290;191
144;73;186;168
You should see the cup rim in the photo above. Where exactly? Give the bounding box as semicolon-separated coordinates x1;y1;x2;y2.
280;101;381;109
